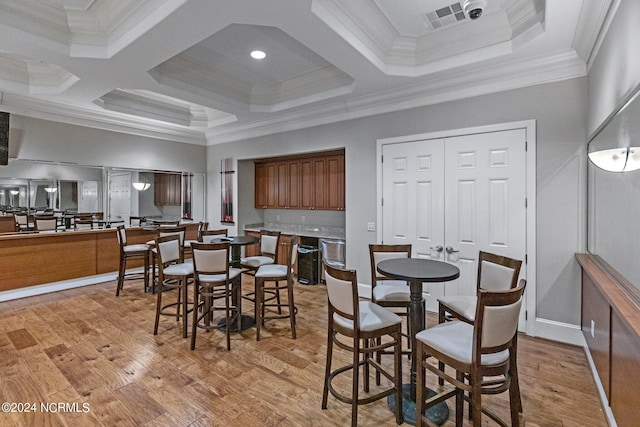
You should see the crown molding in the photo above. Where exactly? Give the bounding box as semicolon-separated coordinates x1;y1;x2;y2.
0;92;207;145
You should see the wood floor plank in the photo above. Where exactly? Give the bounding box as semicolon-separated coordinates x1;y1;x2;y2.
0;278;609;427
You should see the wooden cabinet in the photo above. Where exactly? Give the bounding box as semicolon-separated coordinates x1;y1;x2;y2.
154;173;181;206
255;150;344;211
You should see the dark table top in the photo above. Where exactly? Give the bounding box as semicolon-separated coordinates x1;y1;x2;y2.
377;258;460;283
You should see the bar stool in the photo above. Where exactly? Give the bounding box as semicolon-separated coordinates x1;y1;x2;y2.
190;242;243;351
254;237;298;341
321;262;404;427
147;226;187;292
115;225;150;296
153;234;194;338
415;280;527;427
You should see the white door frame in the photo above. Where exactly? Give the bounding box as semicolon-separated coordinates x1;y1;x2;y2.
376;120;537;336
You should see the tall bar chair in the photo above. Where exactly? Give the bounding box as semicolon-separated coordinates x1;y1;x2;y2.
153;234;194;338
34;215;58;231
190;242;243;351
147;225;187;292
115;225;150;296
240;230;281;313
322;262;404;427
368;244;416;360
253;236;298;341
415;280;527;427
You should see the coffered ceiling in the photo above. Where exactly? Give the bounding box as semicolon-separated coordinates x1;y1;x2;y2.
0;0;613;145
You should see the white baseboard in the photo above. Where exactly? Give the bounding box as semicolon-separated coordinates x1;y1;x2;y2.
583;344;618;427
532;317;585;346
0;271;128;302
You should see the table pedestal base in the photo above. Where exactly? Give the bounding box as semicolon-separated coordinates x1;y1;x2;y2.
387;384;449;426
216;314;255;332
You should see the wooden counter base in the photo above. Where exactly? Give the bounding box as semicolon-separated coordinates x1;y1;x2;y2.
0;224;198;293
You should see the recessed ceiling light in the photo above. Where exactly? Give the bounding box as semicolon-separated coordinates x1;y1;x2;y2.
250;50;266;60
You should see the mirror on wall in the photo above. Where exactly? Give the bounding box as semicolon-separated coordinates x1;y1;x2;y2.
1;160;206;226
588;84;640;302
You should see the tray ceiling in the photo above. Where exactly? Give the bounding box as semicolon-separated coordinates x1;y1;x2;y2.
0;0;614;145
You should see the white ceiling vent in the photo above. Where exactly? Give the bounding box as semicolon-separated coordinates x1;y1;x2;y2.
423;2;466;31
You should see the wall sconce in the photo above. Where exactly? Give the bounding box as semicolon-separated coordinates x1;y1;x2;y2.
132;182;151;191
588;147;640;172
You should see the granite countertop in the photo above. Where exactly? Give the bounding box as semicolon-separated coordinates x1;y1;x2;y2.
244;222;345;240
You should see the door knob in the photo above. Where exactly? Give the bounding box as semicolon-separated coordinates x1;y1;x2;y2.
431;245;443;253
445;246;459;254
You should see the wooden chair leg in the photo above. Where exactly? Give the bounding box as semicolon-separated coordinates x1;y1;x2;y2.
255;277;263;341
153;283;163;335
287;280;296;339
351;336;360;427
394;328;403;425
321;323;334;409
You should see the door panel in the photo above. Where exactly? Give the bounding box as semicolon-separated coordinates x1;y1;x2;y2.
382;139;446;309
444;130;526;300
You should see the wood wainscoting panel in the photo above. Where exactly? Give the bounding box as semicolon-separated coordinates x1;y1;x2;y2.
581;269;611;399
611;312;640;427
0;232;97;291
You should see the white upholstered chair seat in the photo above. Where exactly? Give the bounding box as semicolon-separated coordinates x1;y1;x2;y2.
372;281;412;302
240;255;274;268
162;263;194;276
197;268;242;283
438;295;477;321
255;264;288;278
416;321;509;366
334;301;401;332
124;244;150;253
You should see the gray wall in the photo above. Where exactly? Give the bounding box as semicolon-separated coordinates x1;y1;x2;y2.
587;0;640;135
8;115;207;173
208;77;587;327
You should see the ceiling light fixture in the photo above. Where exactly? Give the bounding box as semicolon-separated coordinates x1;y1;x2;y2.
9;190;19;195
132;182;151;191
588;147;640;172
44;186;57;193
250;50;266;60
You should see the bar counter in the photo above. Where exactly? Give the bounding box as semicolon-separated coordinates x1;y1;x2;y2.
0;223;199;293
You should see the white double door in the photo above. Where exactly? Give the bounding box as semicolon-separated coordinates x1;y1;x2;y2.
382;129;527;315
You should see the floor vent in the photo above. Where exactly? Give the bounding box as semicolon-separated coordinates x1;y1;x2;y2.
423;2;466;31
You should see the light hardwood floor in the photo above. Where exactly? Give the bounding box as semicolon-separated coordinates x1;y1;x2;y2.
0;278;607;426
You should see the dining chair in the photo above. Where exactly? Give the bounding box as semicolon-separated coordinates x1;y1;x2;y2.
190;242;243;351
34;215;58;231
368;244;417;359
437;251;522;390
321;262;404;427
183;221;210;256
253;236;298;341
197;228;228;243
115;225;150;296
130;216;145;226
147;226;187;292
415;280;527;427
13;213;33;231
153;234;194;338
240;230;281;311
438;251;522;326
74;219;94;230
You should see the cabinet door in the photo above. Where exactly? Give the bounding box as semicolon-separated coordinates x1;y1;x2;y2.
265;162;278;208
287;161;300;209
255;163;267;209
325;155;344;210
312;158;326;210
276;161;289;209
277;234;292;265
300;159;315;210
